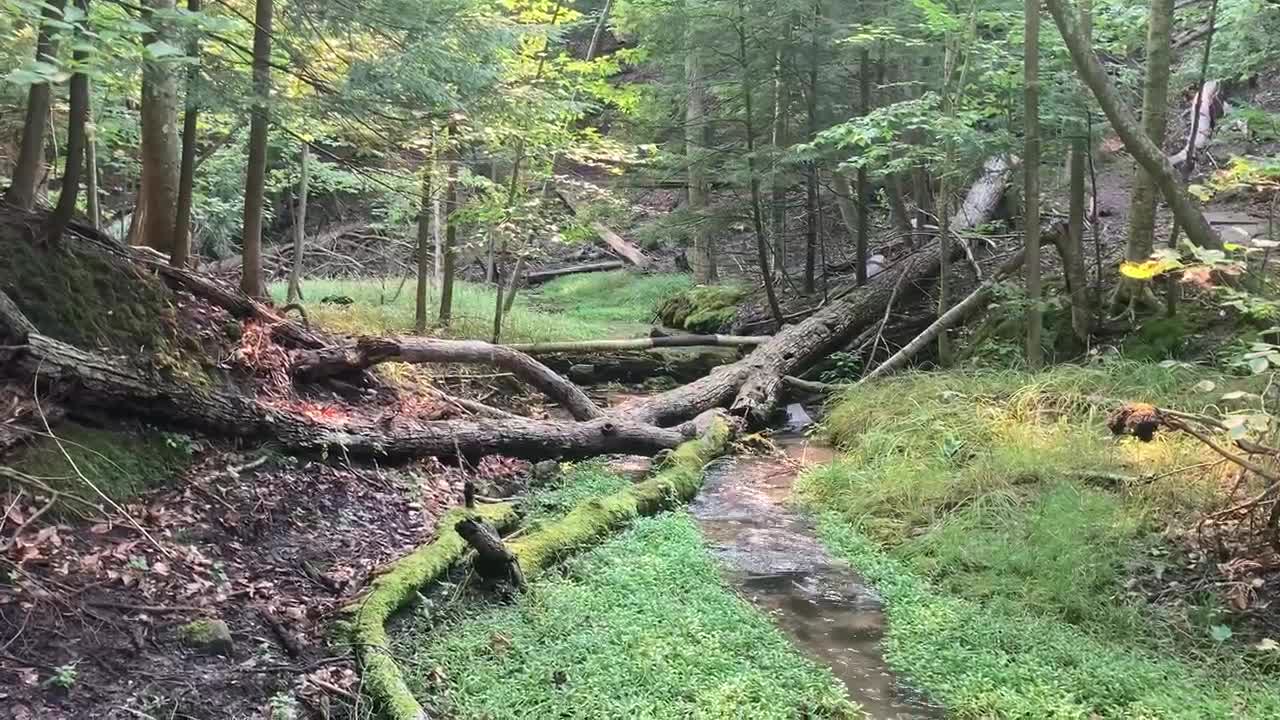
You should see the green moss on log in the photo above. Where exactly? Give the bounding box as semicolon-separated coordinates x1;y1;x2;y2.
345;503;517;720
657;286;748;333
512;417;731;577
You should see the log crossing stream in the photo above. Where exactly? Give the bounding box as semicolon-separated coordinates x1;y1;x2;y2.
690;407;942;719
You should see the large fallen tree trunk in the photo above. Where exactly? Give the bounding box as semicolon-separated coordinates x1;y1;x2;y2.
539;348;742;385
557;189;650;268
1169;80;1224;169
505;334;768;354
622;156;1014;427
290;336;604;421
2;308;686;463
525;261;625;285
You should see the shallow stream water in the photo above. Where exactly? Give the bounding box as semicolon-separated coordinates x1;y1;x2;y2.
689;416;942;719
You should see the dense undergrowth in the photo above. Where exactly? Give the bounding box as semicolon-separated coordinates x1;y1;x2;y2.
398;513;857;720
799;362;1280;717
272;271;690;342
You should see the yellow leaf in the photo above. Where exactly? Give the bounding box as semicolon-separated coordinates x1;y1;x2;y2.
1119;258;1180;280
1188;184;1214;202
1224;242;1244;252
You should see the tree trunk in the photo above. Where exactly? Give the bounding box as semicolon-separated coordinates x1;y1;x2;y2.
1065;133;1090;341
556;190;649;267
291;336;604;421
586;0;613;61
685;47;716;284
1168;80;1223;169
140;0;181;256
937;177;952;364
85;90;101;230
1125;0;1176;276
439;120;459;326
1045;0;1221;252
856;47;871;286
3;323;683;463
770;39;789;277
172;0;201;269
803;2;821;295
5;0;65;210
502;256;525;313
524;261;625;284
1025;0;1043;370
45;1;89;243
738;0;784;330
240;0;273;299
286;142;309;304
415;159;433;334
507;334;767;354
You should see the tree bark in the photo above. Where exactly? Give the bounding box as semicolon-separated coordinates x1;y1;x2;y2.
286;141;309;304
139;0;181;256
738;0;784;330
240;0;273;299
586;0;613;61
1045;0;1221;252
439;119;459;326
803;2;821;295
45;1;90;243
1025;0;1043;370
85;89;101;230
856;47;871;286
524;261;625;284
502;256;525;313
414;161;433;334
685;46;716;284
507;334;767;354
1168;80;1222;170
1065;132;1090;341
1126;0;1176;273
6;0;65;210
291;337;604;421
556;190;649;267
770;38;789;277
172;0;201;269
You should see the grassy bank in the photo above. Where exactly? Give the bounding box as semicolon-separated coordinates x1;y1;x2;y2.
396;513;857;720
272;271;690;343
799;362;1280;717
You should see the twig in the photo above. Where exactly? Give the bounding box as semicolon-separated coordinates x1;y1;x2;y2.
86;601;204;613
227;455;271;477
867;266;911;368
307;676;358;702
0;492;57;554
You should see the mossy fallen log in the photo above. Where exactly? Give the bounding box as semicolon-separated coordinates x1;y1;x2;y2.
509;416;731;576
342;503;517;720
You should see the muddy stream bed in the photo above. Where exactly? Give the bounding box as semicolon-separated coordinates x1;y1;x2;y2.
689;409;942;719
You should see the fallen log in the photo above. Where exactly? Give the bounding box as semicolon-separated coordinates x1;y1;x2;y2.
525;261;626;285
291;336;604;421
541;348;741;385
557;189;651;268
505;334;768;354
456;517;525;588
1169;80;1224;169
622;157;1014;428
2;294;686;461
860;249;1027;383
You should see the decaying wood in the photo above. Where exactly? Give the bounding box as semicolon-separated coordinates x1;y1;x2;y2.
290;336;604;422
557;189;650;268
1169;80;1224;169
456;517;525;588
538;348;741;385
524;261;626;285
506;334;768;354
203;220;364;275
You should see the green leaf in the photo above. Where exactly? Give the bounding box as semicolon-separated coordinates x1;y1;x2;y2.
1221;391;1251;401
1210;624;1233;642
145;41;184;59
1193;380;1216;393
1249;356;1270;374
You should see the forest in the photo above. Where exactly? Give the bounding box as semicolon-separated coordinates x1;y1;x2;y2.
3;0;1280;717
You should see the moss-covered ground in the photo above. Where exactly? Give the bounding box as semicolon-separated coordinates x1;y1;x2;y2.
272;271;690;342
10;421;196;512
397;513;858;720
800;362;1280;718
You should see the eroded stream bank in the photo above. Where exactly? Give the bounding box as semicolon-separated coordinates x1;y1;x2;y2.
690;427;942;719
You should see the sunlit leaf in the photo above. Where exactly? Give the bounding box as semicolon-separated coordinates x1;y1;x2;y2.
1210;624;1234;642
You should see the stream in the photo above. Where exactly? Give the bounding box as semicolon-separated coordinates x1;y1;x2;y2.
689;406;942;719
